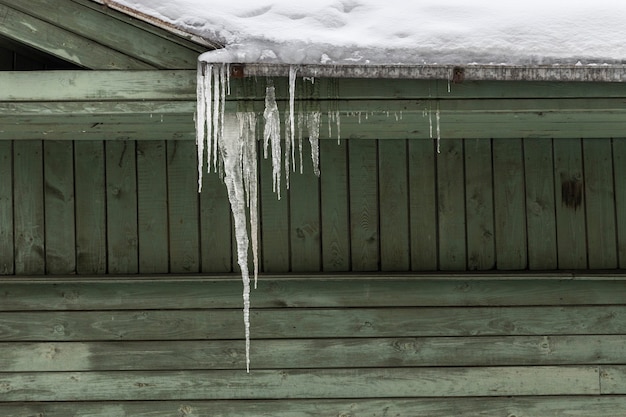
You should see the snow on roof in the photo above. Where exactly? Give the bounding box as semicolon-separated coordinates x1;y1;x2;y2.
109;0;626;66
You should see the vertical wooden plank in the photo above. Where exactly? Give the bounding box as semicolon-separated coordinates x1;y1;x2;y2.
493;139;527;270
320;140;350;271
167;140;200;273
259;146;289;272
75;141;106;274
409;140;437;271
13;140;45;274
290;139;321;272
614;138;626;268
584;138;617;269
554;138;587;269
105;140;138;274
524;138;557;270
43;141;75;274
200;167;232;273
464;138;495;270
437;138;466;270
136;140;169;274
379;139;410;271
349;140;379;271
0;141;14;274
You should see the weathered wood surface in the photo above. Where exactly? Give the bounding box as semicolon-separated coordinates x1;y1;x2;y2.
0;275;624;413
3;275;626;310
2;137;626;274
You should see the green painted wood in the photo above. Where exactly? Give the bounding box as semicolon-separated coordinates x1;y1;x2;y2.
437;139;466;270
5;397;626;417
464;138;495;270
13;140;45;275
0;0;201;69
0;366;599;401
493;139;528;270
259;146;289;272
4;397;626;417
167;141;199;273
524;138;557;269
136;141;169;274
320;140;350;271
4;335;626;372
43;141;76;274
74;141;106;274
600;366;626;394
614;139;626;268
0;70;195;101
408;140;437;271
105;141;138;274
0;141;14;274
6;276;626;310
379;140;410;271
3;306;626;341
0;366;600;401
289;140;321;272
200;168;232;273
583;139;617;269
348;140;379;271
554;139;587;269
0;4;154;69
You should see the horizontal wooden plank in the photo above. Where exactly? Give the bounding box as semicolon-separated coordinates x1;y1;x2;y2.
600;366;626;394
3;396;626;417
2;335;626;371
0;4;154;69
0;0;200;69
1;306;625;341
0;70;195;101
1;276;624;310
0;367;600;401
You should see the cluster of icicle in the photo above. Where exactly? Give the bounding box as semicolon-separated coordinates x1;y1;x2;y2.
195;62;326;373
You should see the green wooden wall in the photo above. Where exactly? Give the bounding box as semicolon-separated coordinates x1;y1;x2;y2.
1;137;625;275
2;274;626;416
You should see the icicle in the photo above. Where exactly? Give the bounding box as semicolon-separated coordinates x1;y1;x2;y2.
298;113;304;174
335;110;341;144
263;81;282;199
204;65;213;175
284;115;291;190
212;65;221;173
428;110;433;140
436;107;441;154
220;114;252;373
288;66;297;172
240;112;259;290
308;112;321;177
196;62;206;192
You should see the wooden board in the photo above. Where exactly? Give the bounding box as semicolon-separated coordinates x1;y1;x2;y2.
583;138;617;269
379;140;410;270
0;141;14;274
437;139;466;270
105;141;138;274
614;138;626;268
554;139;587;269
464;138;495;270
348;140;379;271
493;139;527;269
524;138;557;269
136;140;169;273
12;140;45;274
43;141;76;274
167;140;199;273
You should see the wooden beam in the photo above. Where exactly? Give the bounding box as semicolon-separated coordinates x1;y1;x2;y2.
0;0;205;69
0;4;155;69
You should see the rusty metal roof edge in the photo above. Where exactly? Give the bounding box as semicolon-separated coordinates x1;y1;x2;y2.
229;63;626;82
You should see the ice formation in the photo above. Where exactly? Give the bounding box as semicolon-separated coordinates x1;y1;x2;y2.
196;62;324;371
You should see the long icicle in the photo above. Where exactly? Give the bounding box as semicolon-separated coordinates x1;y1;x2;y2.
196;62;206;192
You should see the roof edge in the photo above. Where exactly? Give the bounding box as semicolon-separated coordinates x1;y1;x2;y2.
226;63;626;82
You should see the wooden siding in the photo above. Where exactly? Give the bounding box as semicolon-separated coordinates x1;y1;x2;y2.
0;137;625;274
2;274;626;416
